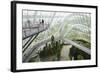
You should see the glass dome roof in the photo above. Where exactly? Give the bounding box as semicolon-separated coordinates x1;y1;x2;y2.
22;10;91;62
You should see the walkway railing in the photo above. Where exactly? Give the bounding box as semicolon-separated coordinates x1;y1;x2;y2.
23;23;49;40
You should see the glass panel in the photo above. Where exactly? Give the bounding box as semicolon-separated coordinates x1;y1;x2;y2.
22;10;91;62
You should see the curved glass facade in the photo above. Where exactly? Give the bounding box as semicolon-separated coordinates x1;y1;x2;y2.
22;10;91;62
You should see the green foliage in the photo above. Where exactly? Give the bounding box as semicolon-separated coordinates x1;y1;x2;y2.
77;55;84;60
74;39;91;48
38;35;64;61
69;46;90;60
69;39;91;60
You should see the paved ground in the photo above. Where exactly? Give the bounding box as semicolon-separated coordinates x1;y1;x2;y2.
60;45;72;60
